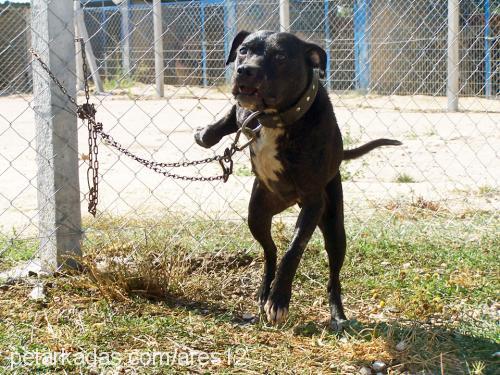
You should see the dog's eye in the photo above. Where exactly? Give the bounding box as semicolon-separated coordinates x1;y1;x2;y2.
275;53;286;62
239;47;248;55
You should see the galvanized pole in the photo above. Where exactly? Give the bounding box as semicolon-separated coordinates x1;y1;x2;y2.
153;0;164;97
74;34;84;91
280;0;290;32
32;0;82;272
447;0;459;111
354;0;371;91
74;0;84;91
323;0;331;90
120;0;131;76
75;1;104;93
484;0;492;98
224;0;237;84
200;0;208;87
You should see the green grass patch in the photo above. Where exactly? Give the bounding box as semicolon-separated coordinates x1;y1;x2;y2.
234;164;253;177
395;173;416;183
0;210;498;374
0;232;38;272
103;71;135;92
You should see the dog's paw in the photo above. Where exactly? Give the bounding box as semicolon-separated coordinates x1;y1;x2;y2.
329;318;347;332
257;285;270;313
258;296;267;314
194;128;211;148
263;295;290;325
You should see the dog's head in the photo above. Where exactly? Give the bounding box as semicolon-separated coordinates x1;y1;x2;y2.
226;30;326;113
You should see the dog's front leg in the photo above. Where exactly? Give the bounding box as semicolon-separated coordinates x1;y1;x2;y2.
264;196;325;324
248;180;289;311
194;105;238;148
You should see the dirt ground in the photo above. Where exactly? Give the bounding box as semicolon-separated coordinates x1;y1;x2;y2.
0;86;499;234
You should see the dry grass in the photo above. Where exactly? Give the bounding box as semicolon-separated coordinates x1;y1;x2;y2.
0;212;498;374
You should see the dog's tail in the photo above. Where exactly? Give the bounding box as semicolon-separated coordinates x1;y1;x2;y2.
343;138;402;160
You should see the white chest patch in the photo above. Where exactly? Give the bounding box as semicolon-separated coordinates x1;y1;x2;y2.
250;127;284;191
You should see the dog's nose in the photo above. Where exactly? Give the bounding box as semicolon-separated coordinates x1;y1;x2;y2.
236;65;260;78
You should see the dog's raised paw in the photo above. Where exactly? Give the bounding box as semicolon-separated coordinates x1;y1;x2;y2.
194;129;210;148
264;299;289;324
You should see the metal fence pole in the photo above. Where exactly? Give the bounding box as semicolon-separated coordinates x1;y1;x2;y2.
447;0;459;111
75;1;104;93
200;0;208;87
31;0;82;272
120;0;131;76
323;0;331;90
280;0;290;32
153;0;164;97
224;0;237;84
74;0;84;92
484;0;492;98
354;0;371;91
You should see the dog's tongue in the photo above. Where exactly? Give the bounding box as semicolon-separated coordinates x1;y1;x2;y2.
239;86;258;95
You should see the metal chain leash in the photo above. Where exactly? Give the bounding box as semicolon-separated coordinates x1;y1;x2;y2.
29;38;261;217
80;39;100;216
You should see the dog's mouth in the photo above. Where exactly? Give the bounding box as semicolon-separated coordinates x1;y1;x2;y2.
237;85;260;97
234;85;265;111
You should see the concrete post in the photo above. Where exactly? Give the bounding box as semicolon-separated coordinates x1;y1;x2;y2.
31;0;82;272
280;0;290;32
153;0;164;97
447;0;459;111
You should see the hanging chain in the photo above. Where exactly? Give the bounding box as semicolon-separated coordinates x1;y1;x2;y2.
79;39;100;216
29;39;261;216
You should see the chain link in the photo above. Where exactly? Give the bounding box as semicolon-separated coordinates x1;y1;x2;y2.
30;39;260;216
79;39;100;217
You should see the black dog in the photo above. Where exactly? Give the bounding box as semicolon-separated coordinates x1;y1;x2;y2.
194;31;401;330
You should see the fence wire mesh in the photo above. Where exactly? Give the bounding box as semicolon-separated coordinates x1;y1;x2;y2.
0;0;498;278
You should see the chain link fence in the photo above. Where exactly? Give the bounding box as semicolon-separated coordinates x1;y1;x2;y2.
0;0;498;277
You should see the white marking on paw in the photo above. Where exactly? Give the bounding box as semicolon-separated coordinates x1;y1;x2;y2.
251;127;284;191
264;300;288;324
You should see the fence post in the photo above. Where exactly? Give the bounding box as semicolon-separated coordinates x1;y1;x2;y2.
323;0;331;90
120;0;131;76
354;0;371;91
484;0;492;98
31;0;82;272
200;0;208;87
447;0;459;111
153;0;165;97
74;7;84;91
224;0;237;85
280;0;290;32
75;1;104;93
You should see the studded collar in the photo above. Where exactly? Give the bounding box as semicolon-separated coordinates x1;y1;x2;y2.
256;68;320;129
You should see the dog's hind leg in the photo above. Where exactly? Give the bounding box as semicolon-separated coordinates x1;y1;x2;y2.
248;180;288;312
319;172;348;331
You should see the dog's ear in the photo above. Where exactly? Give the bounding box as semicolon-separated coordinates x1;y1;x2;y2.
226;30;251;66
305;42;327;77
